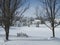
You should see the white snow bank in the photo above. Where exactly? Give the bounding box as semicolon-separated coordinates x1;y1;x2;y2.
0;25;60;45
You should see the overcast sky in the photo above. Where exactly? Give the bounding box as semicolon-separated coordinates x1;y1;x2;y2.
22;0;60;18
23;0;42;18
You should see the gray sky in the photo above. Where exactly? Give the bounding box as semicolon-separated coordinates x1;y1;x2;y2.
23;0;42;18
21;0;60;18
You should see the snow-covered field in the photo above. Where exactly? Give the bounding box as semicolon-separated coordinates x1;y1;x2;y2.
0;25;60;45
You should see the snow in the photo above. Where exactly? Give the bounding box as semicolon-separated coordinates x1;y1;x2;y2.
0;25;60;45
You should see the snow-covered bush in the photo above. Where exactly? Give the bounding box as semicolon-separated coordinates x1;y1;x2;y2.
17;33;28;37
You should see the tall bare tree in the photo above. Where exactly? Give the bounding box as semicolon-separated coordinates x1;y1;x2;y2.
0;0;29;40
40;0;60;38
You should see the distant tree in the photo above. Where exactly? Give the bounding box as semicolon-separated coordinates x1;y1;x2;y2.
40;0;60;38
30;17;34;24
35;6;40;27
0;0;29;40
35;6;45;27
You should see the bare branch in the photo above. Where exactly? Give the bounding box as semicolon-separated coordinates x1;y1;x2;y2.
44;23;52;30
55;6;60;15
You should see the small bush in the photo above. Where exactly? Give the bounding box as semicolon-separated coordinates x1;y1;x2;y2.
17;33;28;37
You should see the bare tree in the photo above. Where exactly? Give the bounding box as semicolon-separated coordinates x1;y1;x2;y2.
40;0;60;38
14;2;30;26
0;0;29;40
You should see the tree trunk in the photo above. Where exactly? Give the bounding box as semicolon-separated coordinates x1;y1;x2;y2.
52;26;55;38
52;21;55;38
5;26;9;40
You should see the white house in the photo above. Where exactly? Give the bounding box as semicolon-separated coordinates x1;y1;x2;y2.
32;20;41;24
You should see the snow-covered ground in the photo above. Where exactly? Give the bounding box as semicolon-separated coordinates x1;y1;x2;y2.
0;24;60;45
